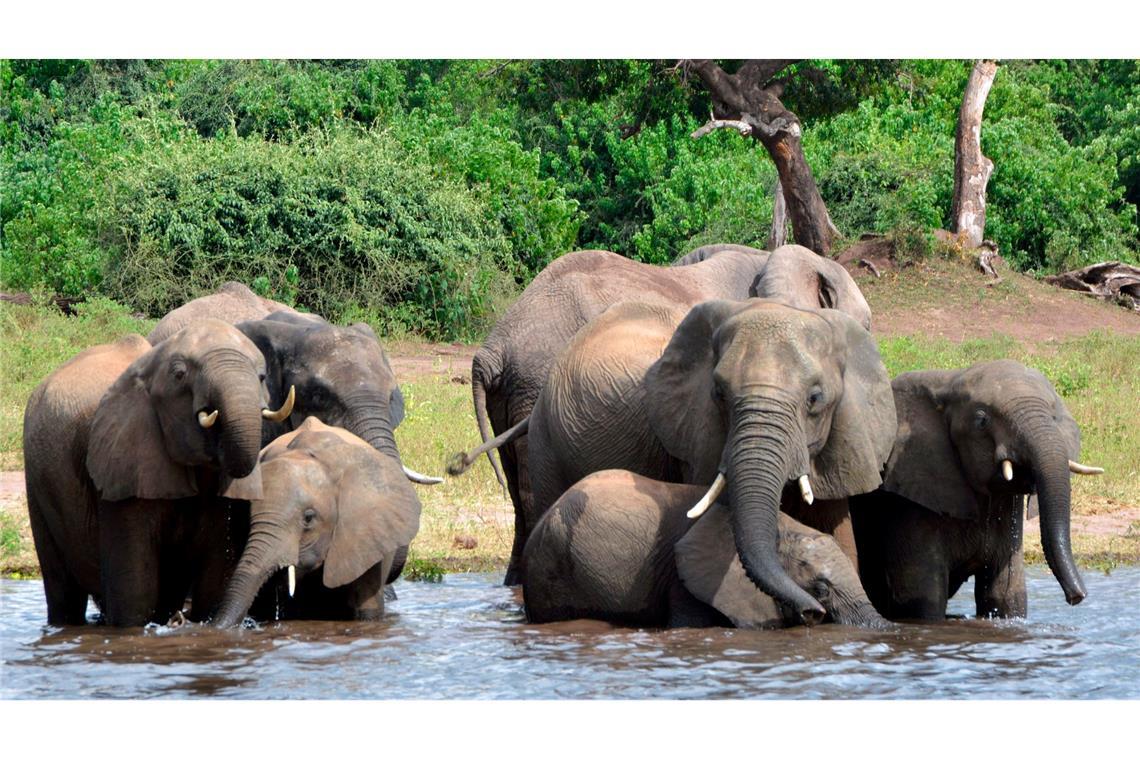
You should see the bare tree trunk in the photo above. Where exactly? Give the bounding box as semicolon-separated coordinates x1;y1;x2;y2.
950;60;998;249
767;181;788;250
688;60;837;256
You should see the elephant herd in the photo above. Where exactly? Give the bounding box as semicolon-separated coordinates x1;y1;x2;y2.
23;244;1103;633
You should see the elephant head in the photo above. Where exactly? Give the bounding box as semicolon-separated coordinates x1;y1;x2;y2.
881;359;1096;605
237;313;437;483
644;300;896;621
752;244;873;331
676;503;886;628
212;417;422;627
86;319;281;501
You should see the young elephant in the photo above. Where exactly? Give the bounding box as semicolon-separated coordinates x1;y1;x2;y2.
211;417;421;626
850;359;1102;620
523;470;885;629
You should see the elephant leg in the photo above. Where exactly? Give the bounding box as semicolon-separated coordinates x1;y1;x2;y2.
974;550;1027;618
98;499;165;627
501;433;530;586
348;562;388;621
187;502;237;622
28;498;89;626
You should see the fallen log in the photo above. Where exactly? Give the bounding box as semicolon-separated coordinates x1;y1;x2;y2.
1045;261;1140;312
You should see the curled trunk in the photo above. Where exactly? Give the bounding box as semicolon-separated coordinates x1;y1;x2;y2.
212;519;292;628
727;402;826;622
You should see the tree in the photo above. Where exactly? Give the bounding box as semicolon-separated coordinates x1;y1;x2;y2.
686;59;838;255
949;60;999;249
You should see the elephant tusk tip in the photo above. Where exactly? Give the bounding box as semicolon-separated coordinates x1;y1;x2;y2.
1002;459;1014;481
797;474;814;505
403;464;444;485
287;565;296;598
262;384;296;422
688;472;726;519
198;409;219;428
1068;460;1104;476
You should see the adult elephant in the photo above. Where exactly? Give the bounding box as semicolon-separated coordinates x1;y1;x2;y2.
850;360;1100;620
24;320;291;626
523;470;886;629
462;299;895;618
468;243;871;583
236;312;441;484
212;418;421;626
147;281;316;345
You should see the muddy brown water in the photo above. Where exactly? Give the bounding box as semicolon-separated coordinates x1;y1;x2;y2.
1;566;1137;699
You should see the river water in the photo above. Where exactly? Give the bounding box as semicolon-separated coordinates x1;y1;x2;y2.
1;566;1137;699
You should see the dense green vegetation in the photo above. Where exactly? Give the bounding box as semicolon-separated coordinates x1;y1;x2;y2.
3;59;1137;338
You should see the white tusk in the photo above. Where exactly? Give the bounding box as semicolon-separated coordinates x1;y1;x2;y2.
1002;459;1014;481
798;474;814;505
287;565;296;598
687;472;727;519
1069;460;1104;476
403;465;444;485
262;384;296;422
198;409;219;428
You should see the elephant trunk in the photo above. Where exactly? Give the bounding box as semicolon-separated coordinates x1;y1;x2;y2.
203;351;265;478
1021;418;1087;605
212;516;295;628
343;391;401;460
727;399;827;623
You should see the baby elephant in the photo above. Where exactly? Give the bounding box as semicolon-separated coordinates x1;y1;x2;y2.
523;470;885;629
212;417;421;626
850;359;1103;621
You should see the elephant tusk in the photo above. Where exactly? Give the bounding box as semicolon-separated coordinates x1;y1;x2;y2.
198;409;219;428
1069;460;1105;476
687;472;726;519
403;465;444;485
287;565;296;598
1002;459;1014;481
262;384;296;422
798;474;814;505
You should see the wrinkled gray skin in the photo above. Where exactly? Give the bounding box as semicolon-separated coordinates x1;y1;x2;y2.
236;313;420;477
147;281;317;345
24;320;272;626
522;299;896;621
212;418;421;627
851;360;1089;620
523;470;885;629
470;244;871;584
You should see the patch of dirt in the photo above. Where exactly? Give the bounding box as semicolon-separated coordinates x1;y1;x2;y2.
385;341;476;380
855;257;1140;342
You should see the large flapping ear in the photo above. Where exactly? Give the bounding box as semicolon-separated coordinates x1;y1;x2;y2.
644;300;747;483
86;358;198;502
880;369;981;520
220;467;263;501
805;311;896;500
674;502;785;629
236;317;298;406
322;448;422;588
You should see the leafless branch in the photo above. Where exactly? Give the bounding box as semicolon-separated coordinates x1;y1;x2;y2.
858;259;881;278
691;112;752;139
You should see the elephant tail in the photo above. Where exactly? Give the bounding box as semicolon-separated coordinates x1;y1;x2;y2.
448;415;529;479
470;358;508;489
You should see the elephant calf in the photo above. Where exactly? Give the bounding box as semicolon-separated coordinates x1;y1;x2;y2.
212;417;422;626
850;359;1103;621
522;470;886;629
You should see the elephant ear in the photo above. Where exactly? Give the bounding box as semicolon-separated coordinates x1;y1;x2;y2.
87;361;198;502
237;318;297;412
809;311;897;500
881;370;980;520
322;449;422;589
644;300;748;483
674;502;784;629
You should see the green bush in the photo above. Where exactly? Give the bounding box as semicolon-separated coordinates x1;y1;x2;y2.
98;125;517;339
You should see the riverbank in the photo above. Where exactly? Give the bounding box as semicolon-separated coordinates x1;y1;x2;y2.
2;255;1138;579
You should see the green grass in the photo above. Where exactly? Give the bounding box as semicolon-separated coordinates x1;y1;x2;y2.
0;299;156;469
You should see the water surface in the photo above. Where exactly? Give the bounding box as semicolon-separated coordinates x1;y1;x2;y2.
2;566;1137;698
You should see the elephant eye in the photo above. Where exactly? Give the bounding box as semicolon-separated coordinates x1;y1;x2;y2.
170;360;188;381
974;409;990;430
302;508;317;527
807;387;825;412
